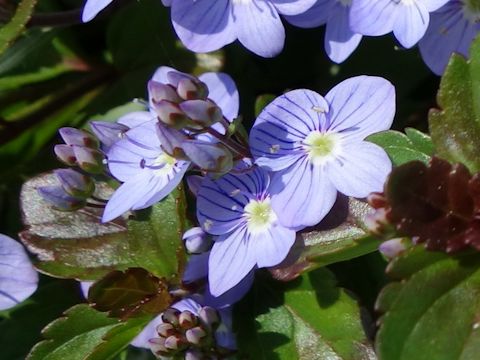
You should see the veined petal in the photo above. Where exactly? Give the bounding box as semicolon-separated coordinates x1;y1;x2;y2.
232;0;285;57
325;3;363;63
284;0;332;28
393;1;429;48
117;111;154;129
325;76;395;140
270;0;318;16
199;72;239;122
270;157;337;228
327;141;391;198
82;0;113;22
171;0;236;53
183;252;209;283
204;270;254;308
208;228;256;296
0;234;38;310
253;223;295;267
422;0;450;12
350;0;398;36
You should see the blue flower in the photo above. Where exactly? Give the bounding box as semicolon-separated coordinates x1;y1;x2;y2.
419;0;480;75
250;76;395;228
170;0;316;57
196;166;296;296
350;0;450;48
0;234;38;310
286;0;362;63
82;0;114;22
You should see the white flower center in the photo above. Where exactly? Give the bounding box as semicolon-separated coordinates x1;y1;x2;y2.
150;153;176;175
243;198;276;235
303;131;341;166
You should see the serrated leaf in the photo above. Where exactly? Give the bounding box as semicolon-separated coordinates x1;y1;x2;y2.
27;304;151;360
376;246;480;360
271;196;380;281
88;268;172;319
429;37;480;173
235;269;375;359
19;172;188;282
0;0;38;55
367;129;432;166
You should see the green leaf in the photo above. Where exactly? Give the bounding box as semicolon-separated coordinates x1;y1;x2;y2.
367;129;432;166
19;173;188;282
270;197;380;281
254;94;276;117
235;269;375;359
27;304;151;360
376;246;480;360
429;37;480;173
0;0;38;55
88;268;172;319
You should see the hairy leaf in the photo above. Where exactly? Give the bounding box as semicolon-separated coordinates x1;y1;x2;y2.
0;0;38;55
368;157;480;253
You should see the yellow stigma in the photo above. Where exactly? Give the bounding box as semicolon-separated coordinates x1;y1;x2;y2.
303;131;340;165
151;153;176;175
244;198;276;234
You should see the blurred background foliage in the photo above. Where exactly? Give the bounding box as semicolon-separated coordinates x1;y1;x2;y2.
0;0;442;358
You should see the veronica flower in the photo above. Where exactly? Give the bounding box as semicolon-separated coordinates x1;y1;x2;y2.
0;234;38;310
196;166;296;296
286;0;362;63
419;1;480;75
250;76;395;228
170;0;316;57
350;0;450;48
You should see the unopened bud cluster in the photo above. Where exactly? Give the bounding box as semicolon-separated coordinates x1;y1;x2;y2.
149;306;229;359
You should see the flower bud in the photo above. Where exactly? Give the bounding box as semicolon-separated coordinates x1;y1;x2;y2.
149;337;169;356
162;308;180;326
54;169;94;198
156;323;176;338
148;80;181;104
179;100;222;129
59;127;98;148
185;349;204;360
182;140;233;174
179;310;198;329
198;306;220;330
54;145;77;166
154;100;191;129
166;70;196;87
379;238;409;259
177;78;208;101
37;186;85;211
183;227;212;254
164;334;185;350
156;121;188;159
89;121;128;150
72;146;105;174
185;326;208;346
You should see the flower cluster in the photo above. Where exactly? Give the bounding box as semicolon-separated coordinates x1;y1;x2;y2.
81;0;480;74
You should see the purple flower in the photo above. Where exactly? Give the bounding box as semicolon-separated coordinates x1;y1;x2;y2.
0;234;38;310
170;0;317;57
250;76;395;228
196;166;296;296
350;0;450;48
419;1;480;75
286;0;362;63
82;0;113;22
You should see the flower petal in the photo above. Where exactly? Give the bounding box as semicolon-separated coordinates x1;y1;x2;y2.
392;1;429;48
117;111;154;128
270;157;337;228
82;0;113;22
270;0;318;16
204;270;254;308
326;76;395;140
423;0;450;12
208;227;256;296
0;234;38;310
284;0;332;28
350;0;397;36
327;141;391;198
199;72;239;122
253;224;295;267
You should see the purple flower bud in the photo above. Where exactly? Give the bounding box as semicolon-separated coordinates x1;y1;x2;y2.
149;337;169;356
185;349;204;360
156;323;176;338
183;227;212;254
59;127;98;148
164;334;185;350
166;70;197;87
54;169;94;198
89;121;128;151
186;175;203;197
198;306;220;329
179;310;198;329
156;121;188;159
54;145;77;166
379;238;409;259
37;186;85;211
153;100;190;129
162;308;180;326
72;145;104;174
148;80;181;104
177;78;209;101
182;140;233;174
179;100;223;129
185;326;208;345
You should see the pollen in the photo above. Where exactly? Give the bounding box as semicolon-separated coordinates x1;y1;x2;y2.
243;198;276;235
303;130;341;166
